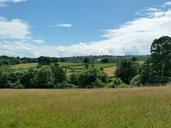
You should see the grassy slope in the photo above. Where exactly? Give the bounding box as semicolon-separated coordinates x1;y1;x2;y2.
0;86;171;128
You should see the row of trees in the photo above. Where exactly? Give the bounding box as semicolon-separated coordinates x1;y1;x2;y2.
114;36;171;86
0;36;170;88
0;63;65;88
0;55;148;66
0;63;109;88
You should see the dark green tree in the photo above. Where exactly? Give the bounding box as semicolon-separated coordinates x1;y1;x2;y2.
100;58;109;63
38;56;50;65
78;68;107;88
83;57;90;69
52;63;66;84
33;66;54;88
20;69;37;88
115;60;139;84
141;36;171;84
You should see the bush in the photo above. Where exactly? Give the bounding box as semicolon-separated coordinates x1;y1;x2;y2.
118;84;130;88
112;78;123;88
33;66;54;88
107;78;130;88
12;81;24;89
115;60;139;84
69;73;79;86
93;79;105;88
53;82;76;89
130;75;142;87
52;63;66;84
78;68;108;88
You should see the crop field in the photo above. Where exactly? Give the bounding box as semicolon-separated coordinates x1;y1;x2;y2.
0;86;171;128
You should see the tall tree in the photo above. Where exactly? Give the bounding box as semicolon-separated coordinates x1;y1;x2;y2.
115;60;139;84
141;36;171;84
52;63;66;84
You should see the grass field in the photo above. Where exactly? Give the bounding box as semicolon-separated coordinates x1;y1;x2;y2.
11;63;38;69
11;62;117;76
0;86;171;128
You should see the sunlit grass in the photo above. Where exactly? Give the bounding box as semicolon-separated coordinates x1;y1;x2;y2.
0;86;171;128
11;63;38;69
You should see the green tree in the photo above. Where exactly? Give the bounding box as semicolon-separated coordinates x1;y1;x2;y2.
78;68;107;88
52;63;66;84
130;74;142;87
69;73;79;85
20;69;36;88
141;36;171;85
38;56;50;65
115;60;139;84
100;58;109;63
83;57;90;69
33;66;54;88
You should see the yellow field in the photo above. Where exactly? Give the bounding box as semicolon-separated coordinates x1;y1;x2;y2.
0;86;171;128
12;63;38;69
104;66;116;77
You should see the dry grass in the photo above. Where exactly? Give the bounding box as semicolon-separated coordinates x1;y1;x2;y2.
0;86;171;128
104;66;116;77
11;63;38;69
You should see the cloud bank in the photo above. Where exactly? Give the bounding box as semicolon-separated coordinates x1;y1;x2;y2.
0;1;171;57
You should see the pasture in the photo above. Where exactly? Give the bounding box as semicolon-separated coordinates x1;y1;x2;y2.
0;86;171;128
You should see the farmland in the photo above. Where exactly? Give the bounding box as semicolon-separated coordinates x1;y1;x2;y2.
11;62;117;77
0;86;171;128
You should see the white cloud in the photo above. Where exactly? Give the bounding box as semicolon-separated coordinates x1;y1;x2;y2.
162;1;171;7
0;17;30;39
0;1;171;57
0;0;26;7
56;23;73;28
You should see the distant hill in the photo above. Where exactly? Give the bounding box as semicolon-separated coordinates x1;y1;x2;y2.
0;55;149;66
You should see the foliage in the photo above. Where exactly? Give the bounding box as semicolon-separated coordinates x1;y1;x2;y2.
112;78;123;88
69;73;79;85
141;36;171;85
33;66;54;88
78;68;108;88
115;60;139;84
100;58;109;63
130;74;142;87
38;56;50;65
52;63;66;84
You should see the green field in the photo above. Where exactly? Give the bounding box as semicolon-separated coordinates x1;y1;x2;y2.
11;62;116;77
0;86;171;128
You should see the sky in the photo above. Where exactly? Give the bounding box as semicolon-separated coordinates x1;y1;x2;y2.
0;0;171;57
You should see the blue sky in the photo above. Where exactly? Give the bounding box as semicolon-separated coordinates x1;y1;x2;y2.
0;0;171;57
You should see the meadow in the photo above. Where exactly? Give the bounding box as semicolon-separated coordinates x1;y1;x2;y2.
0;86;171;128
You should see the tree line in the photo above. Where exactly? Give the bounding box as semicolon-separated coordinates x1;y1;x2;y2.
0;36;170;88
0;55;148;66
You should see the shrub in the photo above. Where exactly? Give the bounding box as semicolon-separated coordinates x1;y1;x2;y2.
69;73;79;85
118;84;130;88
107;78;123;88
115;60;139;84
130;75;142;87
112;78;123;88
52;63;66;84
33;66;54;88
93;79;105;88
53;82;76;89
78;68;108;88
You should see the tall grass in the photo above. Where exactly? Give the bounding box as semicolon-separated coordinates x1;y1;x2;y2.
0;86;171;128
